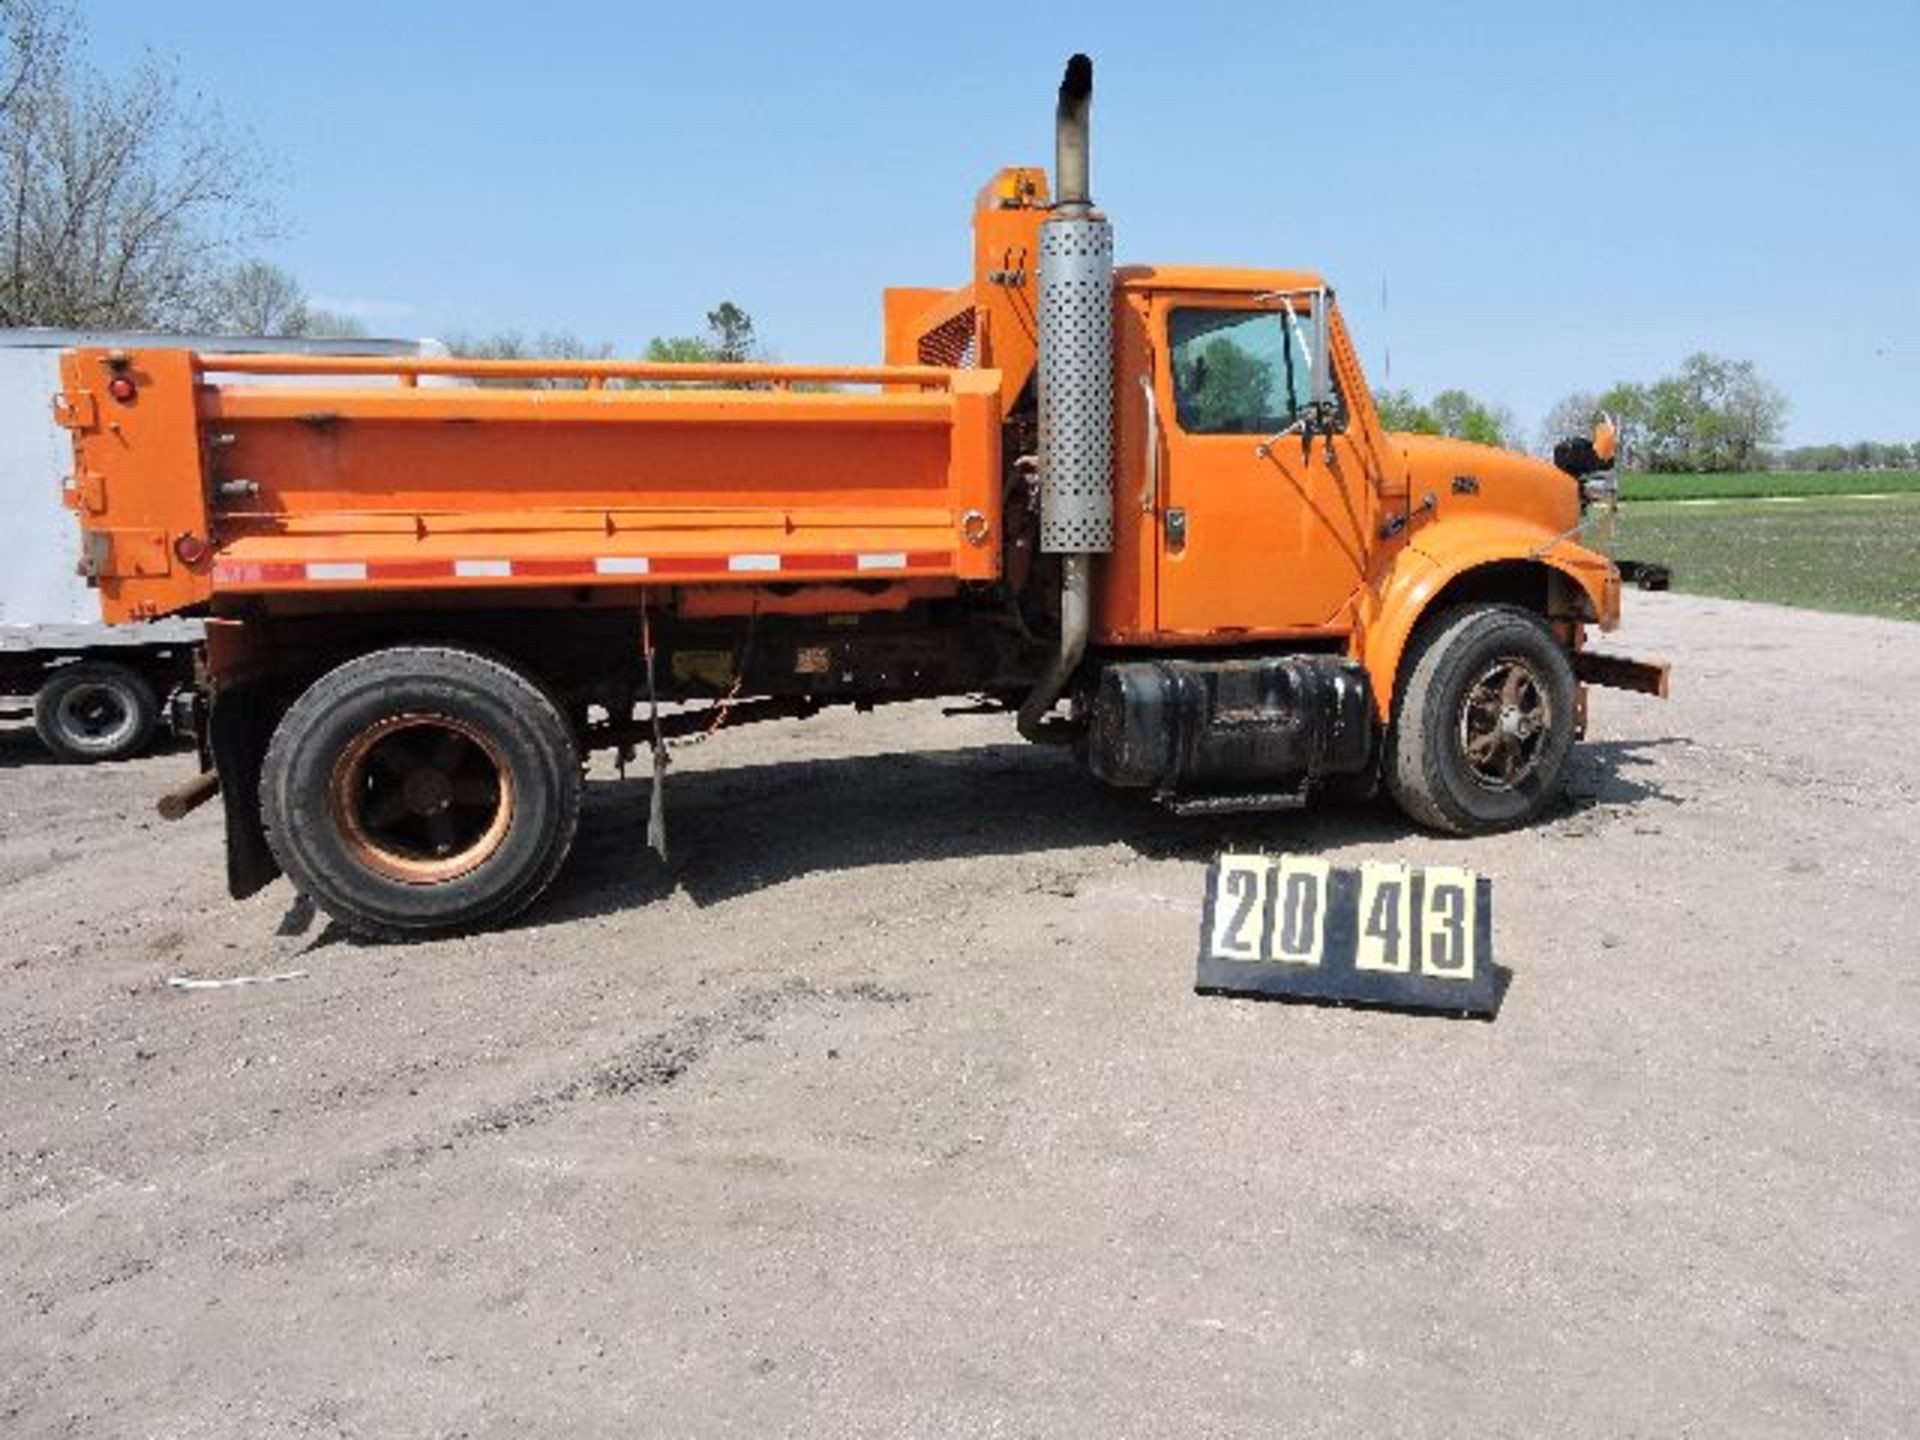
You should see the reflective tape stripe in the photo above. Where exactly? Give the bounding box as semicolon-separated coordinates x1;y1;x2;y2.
212;561;304;585
510;559;588;578
369;560;450;581
209;549;961;589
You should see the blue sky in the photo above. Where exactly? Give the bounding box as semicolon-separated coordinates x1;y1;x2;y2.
87;0;1920;445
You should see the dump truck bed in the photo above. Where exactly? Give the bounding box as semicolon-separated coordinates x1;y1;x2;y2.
56;350;1005;625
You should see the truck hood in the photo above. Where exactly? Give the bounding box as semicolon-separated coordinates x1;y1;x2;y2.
1388;432;1579;532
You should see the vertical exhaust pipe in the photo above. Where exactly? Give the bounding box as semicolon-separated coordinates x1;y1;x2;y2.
1019;53;1114;743
1054;53;1093;216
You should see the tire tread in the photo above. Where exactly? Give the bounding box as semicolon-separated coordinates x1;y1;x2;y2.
1385;604;1574;836
260;646;580;940
32;660;160;764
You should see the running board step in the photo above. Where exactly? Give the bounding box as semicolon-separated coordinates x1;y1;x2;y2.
1156;786;1309;817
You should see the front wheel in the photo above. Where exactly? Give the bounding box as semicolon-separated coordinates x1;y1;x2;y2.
260;647;581;939
1385;605;1577;835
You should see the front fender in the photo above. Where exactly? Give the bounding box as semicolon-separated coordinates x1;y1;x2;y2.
1357;519;1620;721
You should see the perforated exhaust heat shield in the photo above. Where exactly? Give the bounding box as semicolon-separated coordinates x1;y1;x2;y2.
1037;215;1114;554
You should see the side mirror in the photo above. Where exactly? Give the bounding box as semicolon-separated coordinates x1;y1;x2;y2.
1254;286;1337;464
1553;410;1620;480
1592;413;1618;465
1310;287;1329;414
1303;289;1333;463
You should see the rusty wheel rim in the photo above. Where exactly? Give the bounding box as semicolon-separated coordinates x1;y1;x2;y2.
1457;657;1551;791
330;715;514;884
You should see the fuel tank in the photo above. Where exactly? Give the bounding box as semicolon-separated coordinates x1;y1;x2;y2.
1084;655;1374;801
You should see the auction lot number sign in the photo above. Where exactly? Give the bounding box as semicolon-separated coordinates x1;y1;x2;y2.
1196;855;1499;1015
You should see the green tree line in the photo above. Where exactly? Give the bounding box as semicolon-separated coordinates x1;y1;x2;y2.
1755;441;1917;473
444;303;763;387
1374;387;1519;448
1391;352;1904;475
1539;353;1788;472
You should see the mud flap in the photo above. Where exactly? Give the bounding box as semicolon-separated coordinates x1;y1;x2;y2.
209;685;281;899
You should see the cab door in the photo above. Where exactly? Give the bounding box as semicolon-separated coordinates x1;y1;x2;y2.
1150;292;1375;635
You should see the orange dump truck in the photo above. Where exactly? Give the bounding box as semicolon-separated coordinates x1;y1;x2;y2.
56;56;1665;937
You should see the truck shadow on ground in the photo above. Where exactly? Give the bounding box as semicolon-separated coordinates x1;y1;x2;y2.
0;718;193;769
532;734;1685;927
0;721;52;767
0;718;58;771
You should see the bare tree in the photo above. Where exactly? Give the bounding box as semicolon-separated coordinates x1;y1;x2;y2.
1537;390;1600;455
189;258;370;338
1;0;59;125
446;305;762;389
1;0;271;328
298;305;369;339
443;330;613;389
194;259;308;334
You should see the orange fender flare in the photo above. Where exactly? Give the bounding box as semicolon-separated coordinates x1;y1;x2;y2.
1357;520;1621;721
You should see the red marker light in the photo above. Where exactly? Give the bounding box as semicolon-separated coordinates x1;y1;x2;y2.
173;532;209;566
108;375;137;403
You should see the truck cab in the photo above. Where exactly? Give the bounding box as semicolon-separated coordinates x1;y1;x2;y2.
1110;266;1622;686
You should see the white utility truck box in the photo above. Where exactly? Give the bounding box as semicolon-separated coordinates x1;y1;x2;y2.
1;329;440;760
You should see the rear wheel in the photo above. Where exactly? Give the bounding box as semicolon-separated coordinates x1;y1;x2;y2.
33;660;159;763
261;647;581;939
1385;605;1576;835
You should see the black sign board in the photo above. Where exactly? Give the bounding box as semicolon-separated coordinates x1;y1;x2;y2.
1196;855;1502;1017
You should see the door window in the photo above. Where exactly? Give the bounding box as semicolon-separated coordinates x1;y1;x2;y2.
1167;306;1342;436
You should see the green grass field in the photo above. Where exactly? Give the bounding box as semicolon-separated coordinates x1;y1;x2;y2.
1608;493;1920;622
1619;470;1920;502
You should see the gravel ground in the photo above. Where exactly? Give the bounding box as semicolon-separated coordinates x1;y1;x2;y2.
2;591;1917;1438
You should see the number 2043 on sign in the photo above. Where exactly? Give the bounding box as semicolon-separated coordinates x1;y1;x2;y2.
1195;855;1502;1016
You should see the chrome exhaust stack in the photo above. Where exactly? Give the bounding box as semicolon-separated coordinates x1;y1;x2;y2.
1053;52;1094;218
1019;53;1114;743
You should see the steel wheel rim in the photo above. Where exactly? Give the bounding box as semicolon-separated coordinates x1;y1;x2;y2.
1457;657;1551;791
57;682;136;752
330;714;514;884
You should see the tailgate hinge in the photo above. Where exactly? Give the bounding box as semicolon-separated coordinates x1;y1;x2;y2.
52;390;98;431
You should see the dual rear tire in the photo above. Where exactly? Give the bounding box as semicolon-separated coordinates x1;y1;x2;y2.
260;648;581;939
33;660;160;763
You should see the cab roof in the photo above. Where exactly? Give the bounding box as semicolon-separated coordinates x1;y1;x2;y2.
1115;264;1327;295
